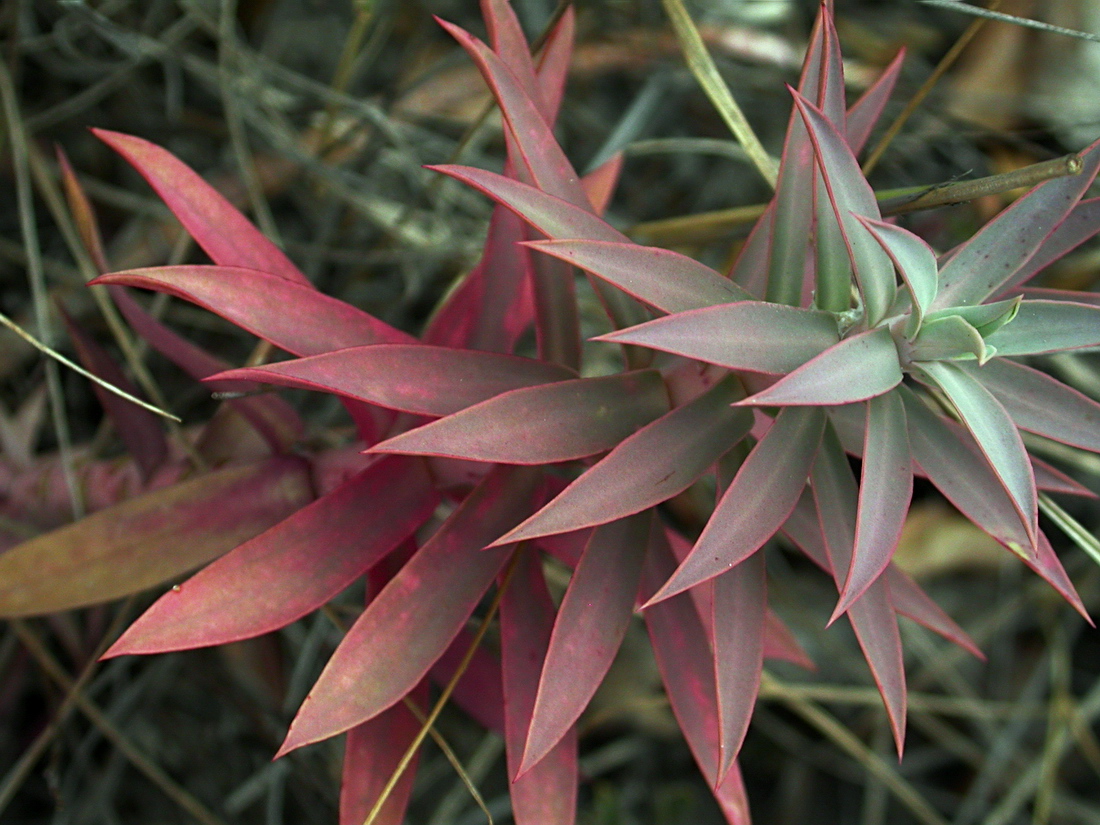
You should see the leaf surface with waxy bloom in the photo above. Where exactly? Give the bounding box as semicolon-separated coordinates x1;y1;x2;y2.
216;345;575;417
713;551;766;778
370;370;668;464
857;216;938;333
0;457;312;617
278;465;541;755
597;302;839;375
94;129;311;287
648;406;825;605
834;391;911;618
105;456;437;656
899;386;1034;554
520;512;651;775
495;374;751;544
92;266;414;356
916;361;1038;547
500;549;578;824
982;299;1100;356
736;327;902;406
525;240;750;313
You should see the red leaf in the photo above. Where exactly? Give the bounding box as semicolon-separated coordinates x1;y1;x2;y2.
713;551;766;777
526;239;750;313
833;391;911;618
500;548;578;825
93;266;414;356
216;345;575;417
581;153;622;215
110;286;303;452
278;465;542;754
430;627;505;734
849;577;907;755
104;456;437;655
886;567;984;660
846;48;905;155
598;301;840;375
648;406;825;605
339;682;429;825
369;370;669;464
495;374;751;544
520;512;651;774
93;130;311;286
0;457;313;617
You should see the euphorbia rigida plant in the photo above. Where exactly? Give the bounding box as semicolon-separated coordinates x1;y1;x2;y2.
6;1;1100;822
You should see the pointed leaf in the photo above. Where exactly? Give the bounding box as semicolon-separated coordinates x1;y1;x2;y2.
278;465;541;753
810;423;860;587
432;164;626;242
936;138;1100;308
423;202;535;353
370;370;669;464
848;577;907;754
93;129;310;286
581;152;622;215
216;345;575;417
339;683;428;825
495;374;751;544
439;20;586;206
500;549;578;824
1006;196;1100;289
105;456;437;655
916;360;1038;544
856;216;937;333
649;406;825;604
1028;530;1089;620
483;0;543;111
110;286;303;452
885;566;984;659
521;512;651;774
792;91;895;324
846;48;906;154
713;551;766;777
925;297;1021;336
836;391;911;616
971;357;1100;453
526;239;750;313
93;266;414;356
898;385;1034;552
737;326;902;406
534;6;575;123
0;457;312;617
983;299;1100;356
57;148;109;273
596;301;839;375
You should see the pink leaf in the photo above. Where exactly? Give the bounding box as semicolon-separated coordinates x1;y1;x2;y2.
899;385;1034;554
736;327;902;406
520;512;651;774
494;374;751;544
339;682;429;825
526;239;750;313
216;345;575;417
936;137;1100;308
93;129;311;286
432;164;625;242
534;6;575;121
369;370;669;464
500;548;578;825
647;406;825;605
430;628;505;734
278;465;542;754
93;265;414;356
834;391;911;618
105;456;437;655
846;48;906;155
848;577;907;755
642;522;751;819
596;301;839;375
1026;531;1090;622
713;550;766;778
0;457;313;618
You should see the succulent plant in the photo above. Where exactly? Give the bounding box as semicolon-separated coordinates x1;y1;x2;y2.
4;1;1100;822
